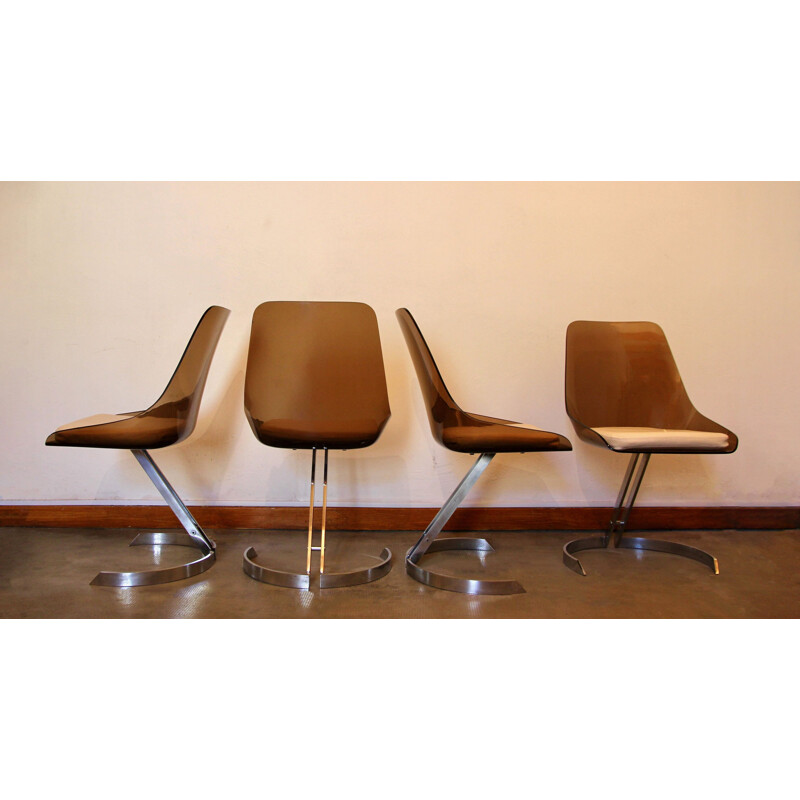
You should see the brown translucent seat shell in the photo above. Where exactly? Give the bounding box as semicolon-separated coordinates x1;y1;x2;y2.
45;306;231;450
565;320;738;454
244;301;391;450
396;308;572;454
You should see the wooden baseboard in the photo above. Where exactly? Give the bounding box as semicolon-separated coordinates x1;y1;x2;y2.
1;504;798;531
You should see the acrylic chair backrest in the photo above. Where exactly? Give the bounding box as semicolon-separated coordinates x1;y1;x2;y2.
565;320;725;433
244;301;390;444
141;305;231;443
395;308;465;445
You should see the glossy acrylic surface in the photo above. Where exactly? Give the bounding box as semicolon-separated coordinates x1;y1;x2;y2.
396;308;571;453
244;301;391;449
564;320;737;453
46;306;230;449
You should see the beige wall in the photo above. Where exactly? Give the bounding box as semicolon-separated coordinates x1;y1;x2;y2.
2;181;798;508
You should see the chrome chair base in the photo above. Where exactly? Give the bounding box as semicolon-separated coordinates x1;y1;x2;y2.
243;545;393;589
407;537;525;595
243;547;311;589
90;450;217;587
562;535;606;576
563;535;720;576
406;453;525;595
320;547;393;588
90;531;216;587
244;448;393;590
563;453;719;576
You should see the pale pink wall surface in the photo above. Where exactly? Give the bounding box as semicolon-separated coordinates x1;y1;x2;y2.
2;181;797;507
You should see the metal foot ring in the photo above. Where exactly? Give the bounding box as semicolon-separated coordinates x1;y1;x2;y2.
562;536;606;576
406;537;525;595
243;546;311;589
319;547;393;589
562;535;719;576
618;536;720;574
90;531;216;587
244;546;392;589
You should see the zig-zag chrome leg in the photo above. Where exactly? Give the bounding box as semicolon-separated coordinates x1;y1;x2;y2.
406;453;525;595
90;450;216;587
563;453;719;576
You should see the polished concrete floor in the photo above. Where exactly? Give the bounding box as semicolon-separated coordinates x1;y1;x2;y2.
1;526;799;618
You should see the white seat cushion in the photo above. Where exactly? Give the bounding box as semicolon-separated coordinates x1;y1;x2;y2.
592;426;730;451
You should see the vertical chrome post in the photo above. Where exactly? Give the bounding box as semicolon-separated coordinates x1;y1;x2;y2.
320;448;329;574
606;453;640;544
612;452;650;546
130;449;214;551
306;447;317;574
407;452;495;561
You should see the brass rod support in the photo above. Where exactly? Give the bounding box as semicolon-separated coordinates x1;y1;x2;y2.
320;448;329;574
306;447;317;574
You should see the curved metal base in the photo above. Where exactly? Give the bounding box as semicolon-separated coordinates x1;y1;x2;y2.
319;547;393;589
563;535;720;577
406;537;526;595
243;546;393;590
90;531;216;587
562;536;606;576
243;546;311;589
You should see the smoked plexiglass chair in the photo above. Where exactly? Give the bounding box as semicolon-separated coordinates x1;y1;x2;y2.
46;306;230;587
242;301;393;589
396;308;572;595
563;320;738;576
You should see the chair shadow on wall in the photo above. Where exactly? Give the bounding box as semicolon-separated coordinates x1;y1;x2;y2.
175;358;248;502
95;359;249;509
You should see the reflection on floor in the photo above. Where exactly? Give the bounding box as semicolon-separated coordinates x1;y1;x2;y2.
1;527;799;618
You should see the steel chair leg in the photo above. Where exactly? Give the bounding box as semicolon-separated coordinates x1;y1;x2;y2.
306;447;317;574
406;453;525;595
562;453;719;575
90;449;216;587
315;448;392;589
320;447;328;575
611;453;649;546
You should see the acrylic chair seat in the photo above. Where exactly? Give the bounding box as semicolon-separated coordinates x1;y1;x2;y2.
563;320;737;576
47;411;186;450
396;308;571;595
247;416;387;449
242;301;393;590
46;306;230;586
441;417;566;453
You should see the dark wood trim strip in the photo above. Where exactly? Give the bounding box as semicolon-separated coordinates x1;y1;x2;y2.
1;505;798;531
